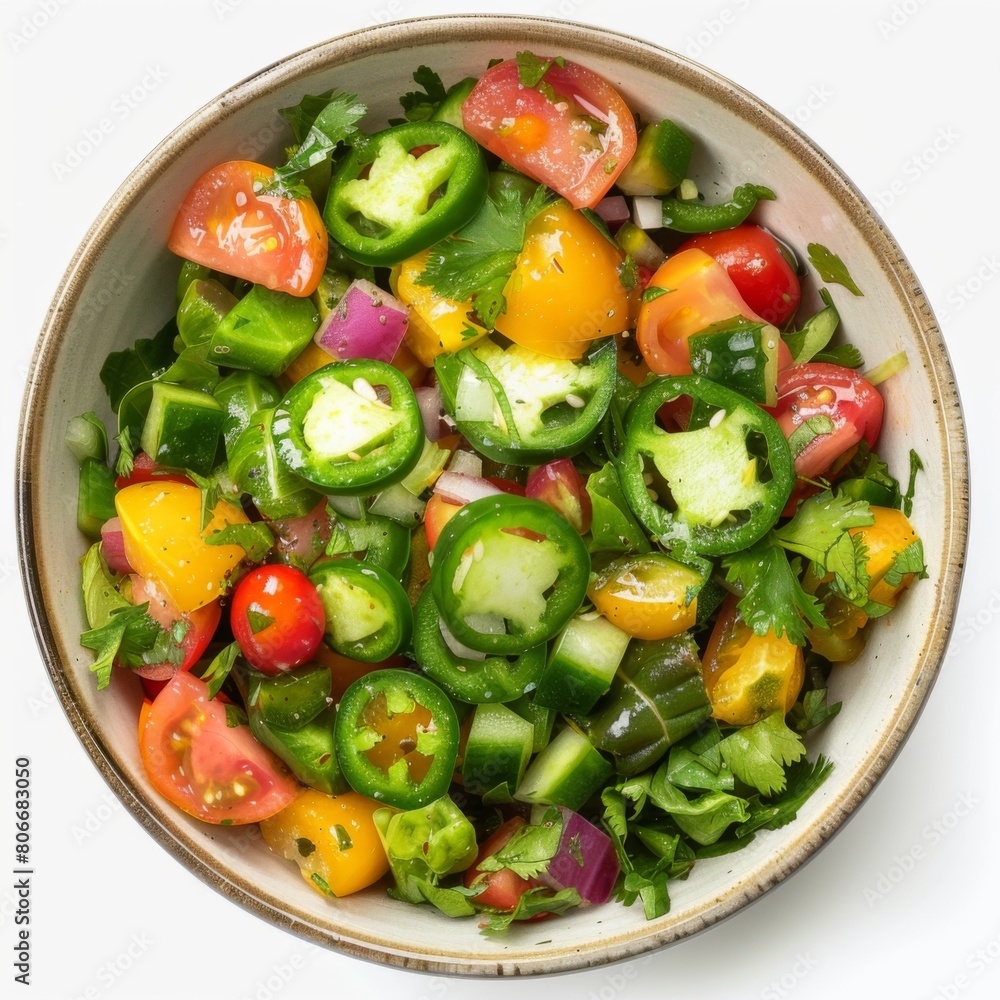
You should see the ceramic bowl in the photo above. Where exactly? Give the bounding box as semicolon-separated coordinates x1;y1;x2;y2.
16;14;968;976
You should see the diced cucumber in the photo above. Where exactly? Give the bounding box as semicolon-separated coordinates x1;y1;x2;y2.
176;278;237;348
534;614;631;715
616;119;694;197
77;458;117;539
462;704;534;803
214;371;283;453
140;382;225;476
687;318;781;407
509;693;556;753
431;77;476;130
514;723;613;811
210;285;319;376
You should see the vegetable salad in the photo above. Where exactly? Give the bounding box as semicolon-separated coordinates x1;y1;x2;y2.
70;52;926;931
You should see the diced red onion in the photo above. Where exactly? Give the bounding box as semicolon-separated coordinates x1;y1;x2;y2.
632;196;663;231
593;195;630;229
313;278;408;363
415;384;444;441
100;517;134;575
539;807;620;906
433;471;504;506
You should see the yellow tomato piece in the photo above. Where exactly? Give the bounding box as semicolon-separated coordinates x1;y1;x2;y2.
494;199;634;360
115;481;249;613
587;554;701;640
260;788;390;898
850;506;922;610
702;596;804;726
392;251;489;367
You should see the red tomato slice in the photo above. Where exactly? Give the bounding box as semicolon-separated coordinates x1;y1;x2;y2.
138;672;299;824
229;564;326;675
167;160;328;297
679;224;802;327
129;575;221;681
767;363;884;479
525;459;592;535
462;57;637;210
114;451;193;489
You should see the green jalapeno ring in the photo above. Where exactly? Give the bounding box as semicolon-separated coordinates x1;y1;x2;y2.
324;121;489;267
618;374;794;556
272;359;423;496
333;668;460;810
430;494;591;656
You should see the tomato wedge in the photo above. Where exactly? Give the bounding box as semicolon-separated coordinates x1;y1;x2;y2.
139;672;299;824
636;248;793;376
167;160;328;297
767;363;884;479
462;57;637;210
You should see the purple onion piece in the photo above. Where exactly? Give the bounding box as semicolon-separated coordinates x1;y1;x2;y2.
313;278;408;364
539;807;620;906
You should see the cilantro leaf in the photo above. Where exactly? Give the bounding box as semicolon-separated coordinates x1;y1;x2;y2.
515;51;565;89
99;320;177;411
205;520;275;563
883;539;927;589
479;886;581;933
271;91;367;196
806;243;864;296
787;414;836;459
902;448;924;516
200;641;241;699
774;490;874;566
475;811;562;880
791;687;842;734
837;442;902;508
398;65;448;121
722;541;827;645
417;184;554;328
390;877;478;918
736;755;834;836
80;604;163;690
718;712;807;796
813;342;865;368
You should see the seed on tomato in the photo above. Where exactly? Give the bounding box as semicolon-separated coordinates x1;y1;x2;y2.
230;564;326;674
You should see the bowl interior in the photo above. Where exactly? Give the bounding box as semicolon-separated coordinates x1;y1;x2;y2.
16;14;967;976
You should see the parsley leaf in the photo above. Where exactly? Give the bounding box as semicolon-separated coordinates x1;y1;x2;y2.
791;688;842;733
902;448;924;516
390;878;479;918
398;65;448;121
783;288;839;364
807;243;864;296
718;712;807;796
417;184;553;328
515;51;565;89
722;541;827;645
813;342;865;368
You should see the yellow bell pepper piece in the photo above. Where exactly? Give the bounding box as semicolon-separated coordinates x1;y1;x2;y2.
115;481;249;613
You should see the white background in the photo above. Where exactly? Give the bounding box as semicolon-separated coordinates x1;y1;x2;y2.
4;1;997;998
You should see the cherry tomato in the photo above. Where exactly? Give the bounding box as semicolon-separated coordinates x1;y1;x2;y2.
636;248;794;380
494;199;634;359
462;57;637;210
464;817;543;911
167;160;328;297
767;363;883;480
138;672;299;824
587;553;701;640
679;224;801;327
525;459;592;535
128;575;221;681
259;788;390;897
229;564;326;674
701;596;804;727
